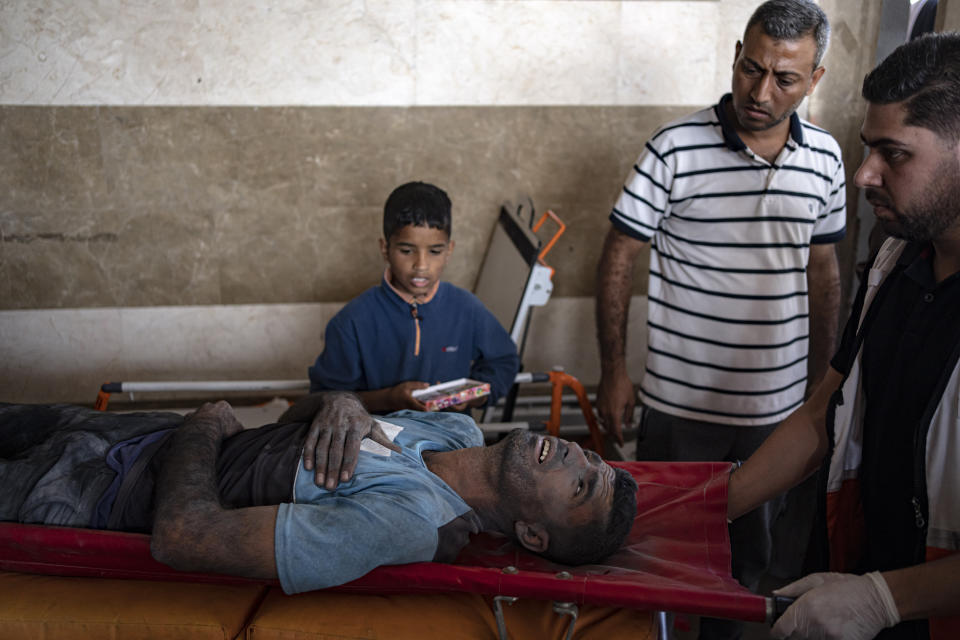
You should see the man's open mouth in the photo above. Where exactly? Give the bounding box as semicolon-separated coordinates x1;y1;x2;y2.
538;437;551;464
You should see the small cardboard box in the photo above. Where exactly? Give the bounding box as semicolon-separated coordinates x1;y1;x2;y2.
411;378;491;411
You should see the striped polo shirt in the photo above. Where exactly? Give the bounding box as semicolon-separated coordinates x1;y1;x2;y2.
610;94;846;426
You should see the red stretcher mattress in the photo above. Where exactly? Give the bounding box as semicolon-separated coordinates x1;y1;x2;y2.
0;461;767;622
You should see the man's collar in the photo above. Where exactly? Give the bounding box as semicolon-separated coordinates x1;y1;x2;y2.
900;241;937;288
788;108;805;146
714;94;746;151
714;93;805;152
896;241;931;267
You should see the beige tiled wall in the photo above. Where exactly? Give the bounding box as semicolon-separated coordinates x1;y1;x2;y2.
2;1;750;107
0;297;649;404
1;0;883;403
0;105;689;309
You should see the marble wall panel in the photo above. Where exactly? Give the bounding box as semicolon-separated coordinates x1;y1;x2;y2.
94;107;297;214
116;304;329;380
0;107;108;219
415;1;621;106
0;296;648;404
0;303;333;403
2;0;753;107
0;307;125;402
296;107;446;208
619;0;728;105
2;207;220;308
214;204;385;304
1;0;417;106
3;104;691;309
811;0;883;311
105;210;221;306
2;229;121;309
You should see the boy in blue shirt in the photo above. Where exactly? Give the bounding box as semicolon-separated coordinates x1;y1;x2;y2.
309;181;519;414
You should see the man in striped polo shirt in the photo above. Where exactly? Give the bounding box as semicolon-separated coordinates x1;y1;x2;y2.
596;1;845;636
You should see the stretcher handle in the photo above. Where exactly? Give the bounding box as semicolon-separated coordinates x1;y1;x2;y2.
765;595;796;624
95;379;311;411
513;372;550;384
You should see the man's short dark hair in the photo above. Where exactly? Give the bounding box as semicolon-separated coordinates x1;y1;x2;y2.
383;181;452;242
862;32;960;144
542;467;638;566
745;0;830;68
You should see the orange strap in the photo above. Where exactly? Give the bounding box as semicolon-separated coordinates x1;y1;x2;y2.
411;306;421;357
94;388;111;411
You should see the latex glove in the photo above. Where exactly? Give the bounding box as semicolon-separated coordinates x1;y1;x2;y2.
772;571;900;640
302;392;401;489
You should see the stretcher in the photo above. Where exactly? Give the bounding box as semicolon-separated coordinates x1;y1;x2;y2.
0;461;784;639
30;203;782;636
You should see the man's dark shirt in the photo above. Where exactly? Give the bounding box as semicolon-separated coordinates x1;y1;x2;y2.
111;421;305;531
832;241;960;640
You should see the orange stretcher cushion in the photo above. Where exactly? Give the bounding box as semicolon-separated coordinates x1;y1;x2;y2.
0;571;267;640
245;590;655;640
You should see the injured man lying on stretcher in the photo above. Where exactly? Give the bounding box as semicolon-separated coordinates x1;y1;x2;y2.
0;393;637;594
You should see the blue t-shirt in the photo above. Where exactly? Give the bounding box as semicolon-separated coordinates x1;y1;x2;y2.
308;279;519;407
274;411;483;594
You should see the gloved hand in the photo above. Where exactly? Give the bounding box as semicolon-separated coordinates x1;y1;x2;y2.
771;571;900;640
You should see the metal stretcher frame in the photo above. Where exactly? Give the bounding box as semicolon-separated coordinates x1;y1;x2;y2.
0;461;772;624
94;370;608;454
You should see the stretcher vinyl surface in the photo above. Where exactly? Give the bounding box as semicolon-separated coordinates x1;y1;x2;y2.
0;461;767;622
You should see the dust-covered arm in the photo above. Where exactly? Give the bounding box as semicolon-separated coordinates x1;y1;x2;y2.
150;401;278;579
595;226;646;442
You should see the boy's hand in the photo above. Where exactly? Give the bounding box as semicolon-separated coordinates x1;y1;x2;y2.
390;381;430;411
303;392;401;490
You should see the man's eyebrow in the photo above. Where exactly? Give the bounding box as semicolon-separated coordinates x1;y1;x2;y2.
860;133;905;148
742;55;803;78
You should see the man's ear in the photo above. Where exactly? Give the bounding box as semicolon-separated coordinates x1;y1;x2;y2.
379;237;389;261
806;65;826;97
514;520;549;553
